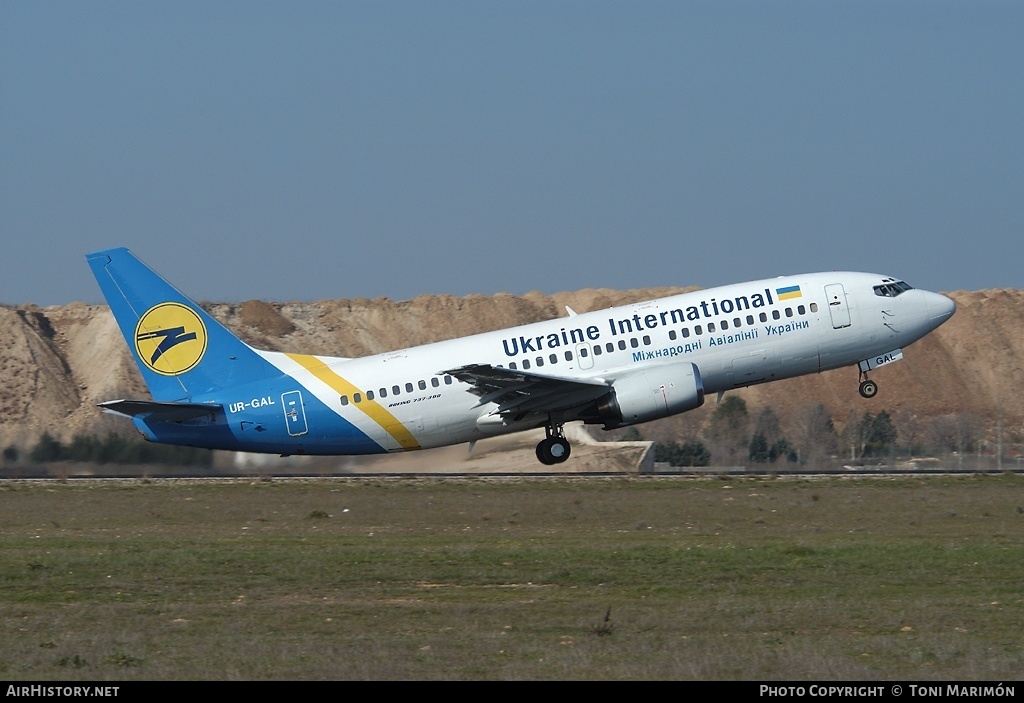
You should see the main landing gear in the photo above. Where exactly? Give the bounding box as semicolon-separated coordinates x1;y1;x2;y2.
858;368;878;399
536;422;571;465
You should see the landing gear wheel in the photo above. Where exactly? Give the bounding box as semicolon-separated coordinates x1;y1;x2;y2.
859;379;878;399
535;436;571;465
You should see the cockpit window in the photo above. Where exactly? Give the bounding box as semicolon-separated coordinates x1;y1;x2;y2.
873;280;914;297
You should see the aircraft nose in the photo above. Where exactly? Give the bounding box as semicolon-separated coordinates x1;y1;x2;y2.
928;291;956;323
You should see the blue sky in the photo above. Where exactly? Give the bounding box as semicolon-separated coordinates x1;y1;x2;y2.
2;1;1022;307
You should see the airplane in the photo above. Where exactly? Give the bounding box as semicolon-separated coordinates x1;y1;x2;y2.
87;247;955;465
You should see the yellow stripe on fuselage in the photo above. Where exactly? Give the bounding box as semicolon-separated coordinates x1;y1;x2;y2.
285;353;421;450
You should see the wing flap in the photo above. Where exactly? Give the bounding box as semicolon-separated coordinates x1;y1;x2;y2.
442;364;609;417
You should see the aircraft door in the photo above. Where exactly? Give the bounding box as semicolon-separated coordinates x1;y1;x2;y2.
282;390;308;436
575;343;594;370
824;284;852;329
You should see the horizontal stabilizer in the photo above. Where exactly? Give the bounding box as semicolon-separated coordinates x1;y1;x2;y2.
98;399;222;423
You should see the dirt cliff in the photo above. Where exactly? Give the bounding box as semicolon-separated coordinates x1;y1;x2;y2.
1;286;1019;456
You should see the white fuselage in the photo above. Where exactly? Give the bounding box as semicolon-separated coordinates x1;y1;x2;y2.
245;271;955;453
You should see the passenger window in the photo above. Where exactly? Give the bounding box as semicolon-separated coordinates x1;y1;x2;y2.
564;350;573;361
772;310;780;320
746;315;754;325
522;359;531;369
418;380;426;390
606;342;614;353
366;390;375;401
618;340;626;351
431;377;439;388
734;317;741;327
392;385;401;395
669;330;677;341
785;308;793;318
759;312;767;323
642;335;651;345
405;383;414;393
810;303;818;313
379;388;387;398
509;362;518;370
549;353;557;364
536;357;544;367
579;347;588;358
340;395;349;406
593;345;602;356
682;328;690;338
695;325;702;335
630;338;639;348
353;393;362;404
721;320;729;330
444;375;453;384
798;305;806;315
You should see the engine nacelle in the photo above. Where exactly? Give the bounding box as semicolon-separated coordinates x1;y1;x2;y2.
596;362;705;429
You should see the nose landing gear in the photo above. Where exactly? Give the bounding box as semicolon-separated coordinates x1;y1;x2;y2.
858;369;878;398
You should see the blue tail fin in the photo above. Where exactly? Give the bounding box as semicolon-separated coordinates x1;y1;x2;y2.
87;247;268;401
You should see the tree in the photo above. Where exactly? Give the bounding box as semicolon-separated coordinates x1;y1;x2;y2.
655;440;711;467
793;403;837;467
753;407;784;448
26;431;214;468
893;407;923;458
858;411;898;458
926;412;986;469
840;409;866;461
749;432;770;463
769;438;798;463
705;395;750;465
751;406;797;463
29;432;64;463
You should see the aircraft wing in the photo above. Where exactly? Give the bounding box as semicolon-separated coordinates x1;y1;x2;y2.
98;399;222;423
442;363;610;417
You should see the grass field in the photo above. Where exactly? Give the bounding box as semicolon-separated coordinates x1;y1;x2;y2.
0;474;1022;680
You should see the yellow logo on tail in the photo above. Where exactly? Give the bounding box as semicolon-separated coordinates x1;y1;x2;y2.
134;303;208;376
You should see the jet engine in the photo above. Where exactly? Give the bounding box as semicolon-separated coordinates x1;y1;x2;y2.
595;362;705;429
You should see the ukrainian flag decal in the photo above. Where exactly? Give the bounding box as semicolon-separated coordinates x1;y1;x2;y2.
776;285;802;301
